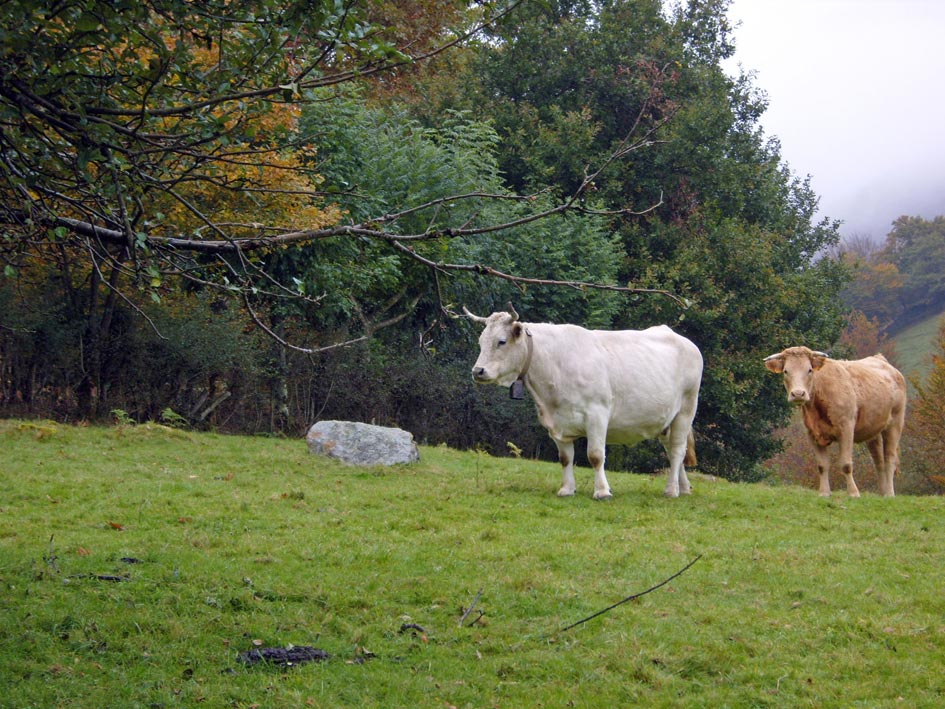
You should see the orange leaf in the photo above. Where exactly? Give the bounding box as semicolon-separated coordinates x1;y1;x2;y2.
107;521;124;531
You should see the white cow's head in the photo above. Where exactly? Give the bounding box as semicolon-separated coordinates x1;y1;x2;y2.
465;305;531;387
763;346;829;404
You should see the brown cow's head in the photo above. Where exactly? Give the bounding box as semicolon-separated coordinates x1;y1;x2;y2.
763;346;829;405
464;304;530;387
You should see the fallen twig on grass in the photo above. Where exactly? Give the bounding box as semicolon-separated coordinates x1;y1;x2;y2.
459;587;484;627
560;554;703;632
44;534;59;572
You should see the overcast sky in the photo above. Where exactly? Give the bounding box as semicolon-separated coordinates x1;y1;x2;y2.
723;0;945;242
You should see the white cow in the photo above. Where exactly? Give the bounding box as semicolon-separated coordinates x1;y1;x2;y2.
465;305;703;498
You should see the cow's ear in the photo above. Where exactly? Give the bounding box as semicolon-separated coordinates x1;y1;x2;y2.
763;355;784;374
810;354;828;370
511;323;524;339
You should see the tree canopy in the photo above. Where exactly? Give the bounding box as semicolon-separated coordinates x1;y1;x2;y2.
1;0;852;478
0;0;656;348
410;0;848;475
838;216;945;334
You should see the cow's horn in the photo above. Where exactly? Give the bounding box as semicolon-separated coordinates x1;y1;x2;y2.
462;306;489;323
811;351;829;359
507;302;519;321
763;353;782;362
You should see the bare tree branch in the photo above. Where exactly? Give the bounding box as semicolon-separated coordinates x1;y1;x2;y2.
0;0;689;357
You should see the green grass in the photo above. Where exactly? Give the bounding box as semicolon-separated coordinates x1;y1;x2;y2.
2;419;945;707
891;309;944;383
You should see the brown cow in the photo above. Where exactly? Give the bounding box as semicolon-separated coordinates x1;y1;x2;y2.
763;347;906;497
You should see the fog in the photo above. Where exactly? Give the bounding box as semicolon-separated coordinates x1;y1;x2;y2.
724;0;945;242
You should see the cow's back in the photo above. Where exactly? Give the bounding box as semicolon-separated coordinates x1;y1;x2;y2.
527;323;701;443
815;355;906;442
593;325;702;391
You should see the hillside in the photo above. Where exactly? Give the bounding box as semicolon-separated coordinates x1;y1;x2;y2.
2;420;945;707
890;308;945;383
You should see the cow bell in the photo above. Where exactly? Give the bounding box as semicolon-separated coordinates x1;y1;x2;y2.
509;379;526;400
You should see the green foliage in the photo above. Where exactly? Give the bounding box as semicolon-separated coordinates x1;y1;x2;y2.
841;258;905;326
891;307;945;383
451;198;624;326
292;92;625;333
110;409;134;428
292;97;509;328
2;0;857;481
883;216;945;325
839;216;945;334
0;268;266;426
421;0;849;476
160;408;190;429
2;421;945;707
904;318;945;493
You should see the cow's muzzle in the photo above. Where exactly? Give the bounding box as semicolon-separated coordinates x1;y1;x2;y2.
472;366;490;383
788;390;809;404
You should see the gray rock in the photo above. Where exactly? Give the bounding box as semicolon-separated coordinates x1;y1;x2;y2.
306;420;420;466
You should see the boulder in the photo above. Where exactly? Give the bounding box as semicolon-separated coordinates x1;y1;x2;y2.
306;420;420;466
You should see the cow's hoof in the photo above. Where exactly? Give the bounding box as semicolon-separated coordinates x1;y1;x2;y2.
818;491;831;498
664;488;680;498
593;490;612;500
557;488;575;497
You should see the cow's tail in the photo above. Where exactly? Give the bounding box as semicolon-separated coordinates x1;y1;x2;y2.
684;429;697;468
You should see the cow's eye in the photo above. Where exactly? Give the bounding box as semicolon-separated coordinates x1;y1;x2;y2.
497;339;507;347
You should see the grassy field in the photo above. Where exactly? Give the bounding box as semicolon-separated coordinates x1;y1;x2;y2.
891;309;944;383
2;419;945;708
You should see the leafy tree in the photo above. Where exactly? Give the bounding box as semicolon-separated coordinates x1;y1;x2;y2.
3;0;672;419
881;216;945;326
409;0;850;476
0;0;853;475
905;318;945;494
0;259;262;426
838;310;896;360
0;0;655;343
295;93;630;331
282;92;628;439
839;256;904;328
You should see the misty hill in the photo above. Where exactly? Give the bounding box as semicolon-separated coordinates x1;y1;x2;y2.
842;215;945;368
892;309;943;380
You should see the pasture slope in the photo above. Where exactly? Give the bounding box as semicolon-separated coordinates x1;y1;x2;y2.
890;308;945;385
1;419;944;707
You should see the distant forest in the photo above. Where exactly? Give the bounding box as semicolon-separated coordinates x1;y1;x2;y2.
841;215;945;337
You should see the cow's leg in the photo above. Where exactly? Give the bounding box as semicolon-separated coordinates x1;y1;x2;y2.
661;422;691;498
837;429;860;498
866;437;887;494
586;425;612;500
812;441;832;497
880;421;903;497
555;439;577;497
677;461;692;496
